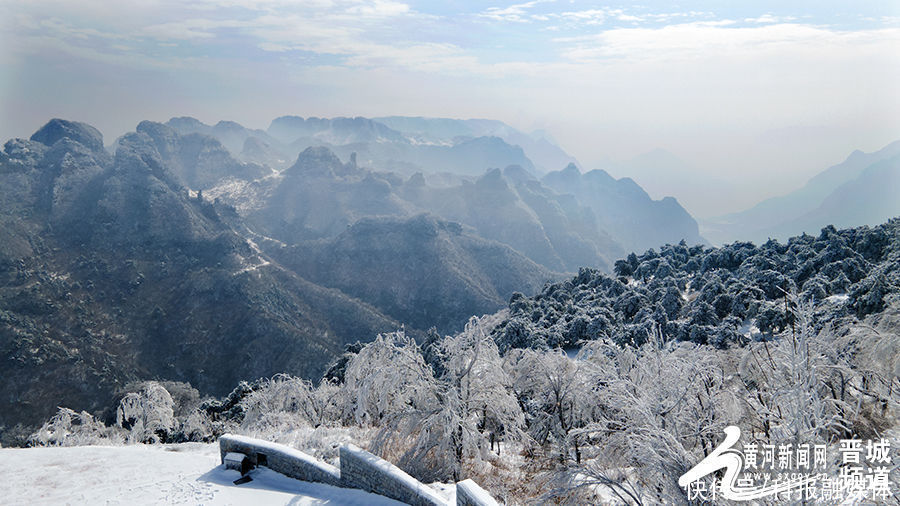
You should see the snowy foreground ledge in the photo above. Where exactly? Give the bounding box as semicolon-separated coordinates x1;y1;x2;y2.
0;443;402;505
219;433;499;506
1;437;498;505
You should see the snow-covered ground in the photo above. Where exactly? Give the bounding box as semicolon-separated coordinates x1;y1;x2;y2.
825;293;849;304
1;443;405;505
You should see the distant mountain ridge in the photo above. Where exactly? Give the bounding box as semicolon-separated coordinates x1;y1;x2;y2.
136;121;271;189
767;154;900;238
705;140;900;244
166;115;574;178
163;115;705;257
373;116;579;174
542;163;704;254
208;143;620;272
603;148;732;218
269;115;539;177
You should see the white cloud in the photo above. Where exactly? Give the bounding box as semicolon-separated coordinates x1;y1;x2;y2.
6;0;432;70
554;22;898;63
556;8;610;25
346;0;409;18
143;19;244;40
646;11;713;22
529;8;714;28
744;14;797;24
479;1;546;23
617;14;643;23
37;18;128;41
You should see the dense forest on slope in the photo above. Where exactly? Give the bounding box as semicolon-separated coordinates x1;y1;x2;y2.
492;220;899;352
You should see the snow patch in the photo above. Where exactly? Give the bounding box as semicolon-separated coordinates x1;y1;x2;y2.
457;479;499;506
0;443;405;505
233;237;271;276
739;320;763;340
826;294;850;304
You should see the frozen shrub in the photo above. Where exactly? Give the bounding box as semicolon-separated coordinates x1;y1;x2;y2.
29;407;122;447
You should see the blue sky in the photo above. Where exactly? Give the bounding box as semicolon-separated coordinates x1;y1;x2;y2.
1;0;899;211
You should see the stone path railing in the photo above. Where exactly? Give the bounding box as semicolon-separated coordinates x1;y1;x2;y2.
219;434;498;506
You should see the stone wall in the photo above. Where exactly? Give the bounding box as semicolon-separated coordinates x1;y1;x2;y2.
218;434;341;487
456;479;500;506
339;444;447;506
217;434;500;506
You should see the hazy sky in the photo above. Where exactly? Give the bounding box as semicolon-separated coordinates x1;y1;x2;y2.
2;0;899;214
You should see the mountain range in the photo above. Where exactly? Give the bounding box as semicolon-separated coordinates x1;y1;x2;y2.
163;115;702;261
152;114;704;269
372;116;578;174
0;116;705;444
703;140;900;244
542;163;704;254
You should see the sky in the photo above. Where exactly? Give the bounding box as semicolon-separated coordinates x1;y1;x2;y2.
1;0;899;215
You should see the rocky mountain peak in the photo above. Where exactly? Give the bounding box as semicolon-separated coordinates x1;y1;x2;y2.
406;172;427;187
502;164;534;184
30;119;105;153
166;116;207;133
561;162;580;175
3;138;48;169
286;146;348;177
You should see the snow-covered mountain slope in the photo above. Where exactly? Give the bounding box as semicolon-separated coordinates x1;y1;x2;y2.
0;443;405;505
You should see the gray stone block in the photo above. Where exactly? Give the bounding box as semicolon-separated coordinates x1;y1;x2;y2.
216;434;498;506
218;434;341;487
339;444;448;506
456;479;499;506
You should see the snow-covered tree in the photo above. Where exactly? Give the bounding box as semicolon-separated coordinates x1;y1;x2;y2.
239;374;321;435
342;330;439;426
436;317;524;454
562;327;740;503
116;381;176;443
366;318;523;482
506;346;604;465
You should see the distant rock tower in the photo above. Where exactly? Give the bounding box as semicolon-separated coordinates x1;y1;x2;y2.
350;152;357;169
